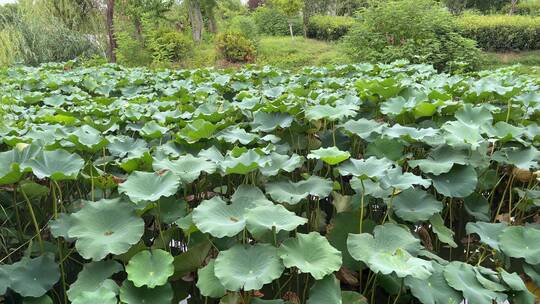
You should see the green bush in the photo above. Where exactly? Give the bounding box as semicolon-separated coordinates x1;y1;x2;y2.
215;31;257;63
147;28;194;63
227;15;259;42
343;0;481;72
116;31;152;67
253;6;302;36
511;2;540;15
307;15;355;40
458;14;540;51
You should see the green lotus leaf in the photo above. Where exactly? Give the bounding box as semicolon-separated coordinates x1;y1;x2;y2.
68;125;108;151
68;198;145;260
177;119;217;143
306;274;342;304
305;103;356;121
338;156;394;179
192;196;248;238
49;213;76;241
221;149;270;175
0;149;22;185
251;111;293;132
408;145;468;176
473;267;506;292
5;255;60;297
118;170;180;203
152;154;216;184
152;197;188;224
126;249;174;288
455;104;493;127
443;120;484;150
307;146;351;165
465;222;507;251
23;295;53;304
246;204;307;236
509;290;536;304
347;223;431;279
392;188;443;222
140;121;169;139
365;138;405;161
350;178;393;199
523;263;540;286
231;184;274;208
0;266;9;294
260;153;304;177
430;165;477;198
196;260;226;298
380;167;431;190
266;176;333;204
463;192;490;222
107;136;148;158
119;280;173;304
499;226;540;264
341;291;368;304
26;149;84;180
340;118;386;139
443;262;507;304
500;269;527;291
279;232;342;280
71;284;118;304
67;260;123;302
384;124;439;141
429;213;457;248
493;146;540;170
251;299;285;304
214;244;284;291
405;262;462;304
216;126;259;144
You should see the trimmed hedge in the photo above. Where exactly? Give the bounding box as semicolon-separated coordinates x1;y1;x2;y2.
458;14;540;51
306;15;356;40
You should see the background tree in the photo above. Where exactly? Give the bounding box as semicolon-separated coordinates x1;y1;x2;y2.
272;0;303;38
106;0;117;62
248;0;265;10
187;0;204;42
117;0;173;44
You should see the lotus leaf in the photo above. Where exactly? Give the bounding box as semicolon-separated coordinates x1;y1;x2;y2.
266;176;333;204
306;274;342;304
279;232;342;280
196;260;226;298
119;280;173;304
246;204;307;236
118;170;180;203
27;149;84;180
126;249;174;288
405;262;462;304
392;188;443;222
430;165;477;198
307;146;351;165
5;255;60;297
152;154;216;184
338;156;394;179
465;222;507;251
499;226;540;264
68;198;145;260
67;260;123;302
214;244;284;291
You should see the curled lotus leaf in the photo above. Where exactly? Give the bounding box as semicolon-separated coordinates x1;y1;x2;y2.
443;262;507;304
196;260;226;298
118;170;180;203
26;149;84;180
216;126;259;144
126;249;174;288
465;222;507;251
499;226;540;265
67;260;123;302
71;284;118;304
408;145;469;176
266;176;333;204
68;198;145;260
340;118;386;139
278;232;342;280
246;204;307;236
214;244;284;291
392;188;443;223
119;280;173;304
405;262;462;304
152;154;217;184
251;111;293;132
430;165;477;198
347;224;431;279
305;103;357;121
259;152;304;176
307;146;351;165
379;167;431;190
0;149;22;185
307;274;342;304
177;119;217;143
338;156;394;179
221;149;271;175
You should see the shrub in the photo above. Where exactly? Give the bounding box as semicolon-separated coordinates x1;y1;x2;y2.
458;14;540;51
306;15;355;40
215;31;257;63
509;0;540;15
116;30;152;67
342;0;481;72
146;28;194;63
227;15;259;42
253;6;302;36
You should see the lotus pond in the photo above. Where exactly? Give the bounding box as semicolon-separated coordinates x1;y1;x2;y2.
0;62;539;304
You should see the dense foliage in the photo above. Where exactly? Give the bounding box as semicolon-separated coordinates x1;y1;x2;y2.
306;15;355;41
343;0;481;72
253;6;302;36
1;62;540;303
215;31;257;63
458;14;540;51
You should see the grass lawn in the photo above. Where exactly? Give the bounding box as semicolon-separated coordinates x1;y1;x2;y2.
481;50;540;74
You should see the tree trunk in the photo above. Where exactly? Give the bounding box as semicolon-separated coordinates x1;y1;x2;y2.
509;0;518;15
106;0;117;63
208;12;217;33
133;16;144;45
188;0;203;43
